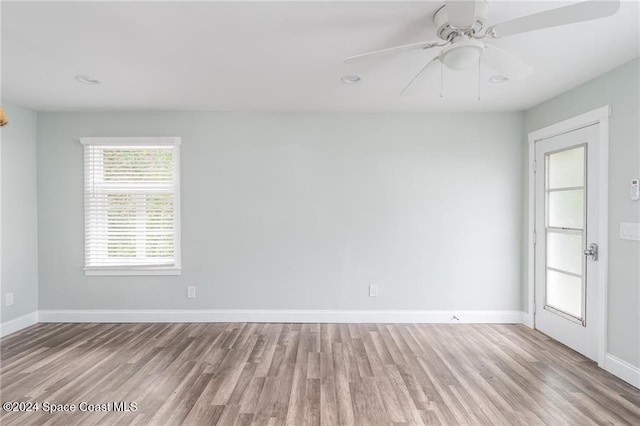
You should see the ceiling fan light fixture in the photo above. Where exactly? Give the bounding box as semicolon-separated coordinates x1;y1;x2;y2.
440;40;484;70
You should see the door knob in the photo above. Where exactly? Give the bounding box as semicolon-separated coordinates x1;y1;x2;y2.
583;243;598;261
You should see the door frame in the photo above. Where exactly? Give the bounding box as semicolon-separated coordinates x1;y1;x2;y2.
526;105;610;368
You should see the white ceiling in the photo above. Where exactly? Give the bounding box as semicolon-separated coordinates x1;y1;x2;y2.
2;1;638;112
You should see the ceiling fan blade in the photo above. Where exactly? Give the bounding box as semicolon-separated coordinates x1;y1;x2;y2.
344;40;442;63
487;0;620;38
446;0;478;30
482;44;532;80
400;56;440;96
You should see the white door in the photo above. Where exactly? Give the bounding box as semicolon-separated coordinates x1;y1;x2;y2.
534;123;600;361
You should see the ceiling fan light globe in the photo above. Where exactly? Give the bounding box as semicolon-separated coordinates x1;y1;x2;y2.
440;40;484;70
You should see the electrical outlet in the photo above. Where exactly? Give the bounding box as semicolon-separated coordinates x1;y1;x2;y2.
5;292;14;307
369;285;378;297
187;286;196;299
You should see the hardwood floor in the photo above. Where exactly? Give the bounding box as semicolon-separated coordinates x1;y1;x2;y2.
1;323;639;425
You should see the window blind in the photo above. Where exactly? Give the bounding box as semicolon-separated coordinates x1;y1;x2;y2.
81;137;181;275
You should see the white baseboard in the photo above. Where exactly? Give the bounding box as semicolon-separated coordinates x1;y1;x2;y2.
0;311;39;338
605;353;640;388
38;309;524;324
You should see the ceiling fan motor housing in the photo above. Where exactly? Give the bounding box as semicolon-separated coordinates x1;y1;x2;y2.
434;0;489;40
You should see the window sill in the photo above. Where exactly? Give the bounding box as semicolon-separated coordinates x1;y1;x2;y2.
84;267;182;276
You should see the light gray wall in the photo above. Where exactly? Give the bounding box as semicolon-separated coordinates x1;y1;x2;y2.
37;112;524;312
524;59;640;368
1;103;39;323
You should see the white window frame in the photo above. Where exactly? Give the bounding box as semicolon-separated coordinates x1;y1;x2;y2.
80;136;182;276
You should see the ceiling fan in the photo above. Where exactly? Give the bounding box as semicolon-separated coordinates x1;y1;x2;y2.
345;0;621;95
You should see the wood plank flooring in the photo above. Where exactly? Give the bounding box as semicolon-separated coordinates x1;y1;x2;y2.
1;323;639;425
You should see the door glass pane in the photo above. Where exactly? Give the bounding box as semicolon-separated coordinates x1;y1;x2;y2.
547;232;583;275
548;147;584;189
546;269;582;318
543;143;587;324
548;190;584;229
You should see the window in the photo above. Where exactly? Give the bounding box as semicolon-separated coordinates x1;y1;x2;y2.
81;137;181;275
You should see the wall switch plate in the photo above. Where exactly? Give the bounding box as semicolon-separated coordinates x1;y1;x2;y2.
369;285;378;297
620;223;640;241
5;292;14;307
187;286;196;299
